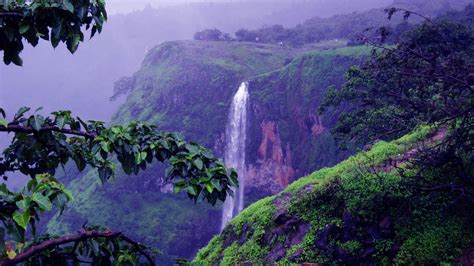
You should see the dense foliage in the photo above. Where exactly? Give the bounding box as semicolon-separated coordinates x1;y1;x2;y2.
320;11;473;213
194;29;232;42
0;0;107;66
321;13;473;145
0;107;237;264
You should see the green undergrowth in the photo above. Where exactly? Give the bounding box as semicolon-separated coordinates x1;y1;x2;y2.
285;124;432;193
194;125;474;265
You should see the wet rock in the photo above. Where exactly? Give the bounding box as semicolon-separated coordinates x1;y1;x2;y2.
379;216;392;232
315;224;336;250
239;223;254;245
266;243;286;262
360;247;376;259
342;211;359;241
367;225;382;240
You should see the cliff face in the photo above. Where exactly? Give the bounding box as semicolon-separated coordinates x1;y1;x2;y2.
47;41;367;263
194;126;474;265
245;47;369;197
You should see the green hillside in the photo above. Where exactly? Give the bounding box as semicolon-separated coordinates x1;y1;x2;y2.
194;125;474;265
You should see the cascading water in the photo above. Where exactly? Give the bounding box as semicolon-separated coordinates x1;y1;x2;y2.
220;82;249;231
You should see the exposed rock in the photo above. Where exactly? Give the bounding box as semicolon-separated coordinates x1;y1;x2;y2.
246;121;295;194
310;114;325;137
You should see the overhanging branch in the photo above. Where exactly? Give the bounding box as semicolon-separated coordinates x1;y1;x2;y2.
0;230;155;266
0;12;23;17
0;124;95;139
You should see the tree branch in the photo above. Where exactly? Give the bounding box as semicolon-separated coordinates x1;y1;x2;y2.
0;12;23;17
119;234;156;265
0;230;155;266
0;124;95;139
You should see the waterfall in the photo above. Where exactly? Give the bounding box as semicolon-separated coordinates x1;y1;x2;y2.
220;82;249;231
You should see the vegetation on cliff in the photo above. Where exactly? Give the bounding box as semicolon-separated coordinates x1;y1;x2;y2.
195;9;473;265
195;125;473;265
47;42;370;263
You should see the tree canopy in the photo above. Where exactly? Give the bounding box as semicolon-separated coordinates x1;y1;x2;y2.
0;0;107;66
321;9;473;147
0;107;238;264
320;9;473;215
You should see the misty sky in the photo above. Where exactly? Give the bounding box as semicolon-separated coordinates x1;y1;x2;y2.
106;0;382;14
107;0;263;14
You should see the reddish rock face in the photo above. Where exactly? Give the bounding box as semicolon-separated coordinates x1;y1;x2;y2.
246;121;295;193
258;121;283;163
311;114;325;137
246;112;326;194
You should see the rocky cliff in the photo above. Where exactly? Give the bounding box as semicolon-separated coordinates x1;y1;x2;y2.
47;41;368;263
245;47;369;198
194;126;474;265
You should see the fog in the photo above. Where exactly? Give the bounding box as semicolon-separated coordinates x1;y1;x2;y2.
5;0;471;190
0;0;391;122
0;0;399;190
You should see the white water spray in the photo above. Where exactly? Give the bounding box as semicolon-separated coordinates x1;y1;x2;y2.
220;82;249;231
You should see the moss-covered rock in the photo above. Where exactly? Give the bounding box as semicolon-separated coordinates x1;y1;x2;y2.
194;125;474;265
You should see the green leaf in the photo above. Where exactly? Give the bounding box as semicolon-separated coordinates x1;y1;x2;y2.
0;119;7;128
186;185;197;196
19;23;30;34
194;158;203;170
31;115;45;131
62;188;74;201
15;197;31;210
13;211;30;230
211;179;222;191
14;107;30;120
62;0;74;12
205;183;213;193
140;151;147;162
100;141;110;153
11;53;23;66
56;116;66;129
32;192;52;211
68;33;81;53
173;185;184;194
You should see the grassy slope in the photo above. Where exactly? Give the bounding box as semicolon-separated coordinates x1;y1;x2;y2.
194;125;474;265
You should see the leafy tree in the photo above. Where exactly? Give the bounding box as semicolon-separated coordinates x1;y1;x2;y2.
321;9;473;212
321;9;473;147
0;107;238;264
0;0;107;66
194;28;232;42
235;28;258;42
0;1;238;264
